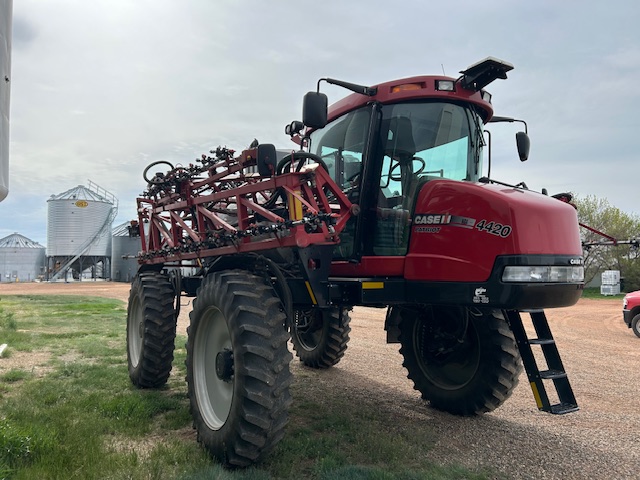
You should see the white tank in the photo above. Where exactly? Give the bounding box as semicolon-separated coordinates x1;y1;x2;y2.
46;185;113;257
0;233;46;282
111;221;141;282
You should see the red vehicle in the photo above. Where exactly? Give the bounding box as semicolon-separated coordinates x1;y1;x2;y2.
126;57;585;467
623;290;640;337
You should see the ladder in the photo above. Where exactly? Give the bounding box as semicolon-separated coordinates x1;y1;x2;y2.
505;309;579;414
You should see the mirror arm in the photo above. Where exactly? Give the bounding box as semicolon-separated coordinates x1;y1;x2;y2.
489;116;528;134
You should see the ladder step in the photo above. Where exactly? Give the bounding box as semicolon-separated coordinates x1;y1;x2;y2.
540;369;567;380
505;309;578;414
550;402;579;415
529;338;555;345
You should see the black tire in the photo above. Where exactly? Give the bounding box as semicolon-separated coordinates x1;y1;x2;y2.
290;307;351;368
186;270;293;467
398;306;522;415
126;272;177;388
632;314;640;338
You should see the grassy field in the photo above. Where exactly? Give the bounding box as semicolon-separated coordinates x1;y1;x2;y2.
580;287;626;300
0;295;494;480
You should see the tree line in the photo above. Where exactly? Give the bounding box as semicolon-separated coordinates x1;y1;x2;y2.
573;195;640;291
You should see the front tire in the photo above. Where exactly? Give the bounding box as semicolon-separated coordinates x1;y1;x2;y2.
632;314;640;338
126;271;177;388
186;270;293;467
398;306;522;415
290;307;351;368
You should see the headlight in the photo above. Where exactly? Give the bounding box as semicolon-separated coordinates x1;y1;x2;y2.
623;297;628;308
502;266;584;283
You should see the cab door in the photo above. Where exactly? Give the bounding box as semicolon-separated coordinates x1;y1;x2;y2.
309;106;373;259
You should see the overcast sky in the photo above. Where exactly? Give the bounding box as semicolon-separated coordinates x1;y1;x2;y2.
2;0;639;245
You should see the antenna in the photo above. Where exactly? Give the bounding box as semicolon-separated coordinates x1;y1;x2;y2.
441;64;446;75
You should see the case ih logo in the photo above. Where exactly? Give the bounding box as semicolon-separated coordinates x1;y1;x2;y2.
414;214;451;225
414;214;476;229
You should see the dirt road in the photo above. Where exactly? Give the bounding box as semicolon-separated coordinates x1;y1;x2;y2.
1;281;637;479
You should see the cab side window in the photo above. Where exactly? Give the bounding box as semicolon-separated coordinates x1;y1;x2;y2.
310;107;371;258
310;107;370;192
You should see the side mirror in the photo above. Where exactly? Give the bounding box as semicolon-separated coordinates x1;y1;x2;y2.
302;92;328;129
516;131;530;162
257;143;277;177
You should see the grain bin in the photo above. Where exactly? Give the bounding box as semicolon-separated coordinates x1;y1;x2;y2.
46;181;117;280
111;221;141;282
0;233;46;282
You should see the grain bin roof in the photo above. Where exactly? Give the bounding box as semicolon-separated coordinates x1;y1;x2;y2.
0;233;45;249
113;221;134;237
48;185;112;203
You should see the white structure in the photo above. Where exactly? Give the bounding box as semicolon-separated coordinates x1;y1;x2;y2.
46;181;117;280
111;221;141;282
601;270;621;296
0;233;45;282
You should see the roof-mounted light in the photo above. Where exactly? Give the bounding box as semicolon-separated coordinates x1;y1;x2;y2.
481;91;492;103
435;80;455;92
391;82;424;93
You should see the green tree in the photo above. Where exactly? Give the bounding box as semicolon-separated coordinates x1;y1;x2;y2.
574;195;640;290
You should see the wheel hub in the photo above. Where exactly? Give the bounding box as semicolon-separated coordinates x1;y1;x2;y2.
215;349;234;382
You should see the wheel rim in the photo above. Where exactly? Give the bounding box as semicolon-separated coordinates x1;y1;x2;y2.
294;310;324;351
128;296;143;367
194;306;233;431
413;317;480;390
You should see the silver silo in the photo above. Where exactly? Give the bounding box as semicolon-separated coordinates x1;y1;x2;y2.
46;181;118;280
0;233;46;282
111;221;141;283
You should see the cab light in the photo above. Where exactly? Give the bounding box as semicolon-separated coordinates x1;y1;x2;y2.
435;80;455;91
502;266;584;283
391;83;424;93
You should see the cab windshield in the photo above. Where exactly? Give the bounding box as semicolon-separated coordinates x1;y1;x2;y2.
309;100;484;257
379;101;483;198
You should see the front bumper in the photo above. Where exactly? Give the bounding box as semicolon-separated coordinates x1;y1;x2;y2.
623;309;633;328
291;254;584;309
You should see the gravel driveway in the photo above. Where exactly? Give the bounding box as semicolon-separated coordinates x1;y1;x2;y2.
1;281;637;479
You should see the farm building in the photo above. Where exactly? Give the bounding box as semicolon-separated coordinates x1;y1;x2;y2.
0;232;46;282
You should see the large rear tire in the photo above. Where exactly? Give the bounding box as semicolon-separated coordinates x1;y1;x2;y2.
398;306;522;415
186;270;293;467
290;307;351;368
126;271;177;388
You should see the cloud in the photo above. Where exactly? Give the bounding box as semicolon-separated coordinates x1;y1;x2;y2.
3;0;640;246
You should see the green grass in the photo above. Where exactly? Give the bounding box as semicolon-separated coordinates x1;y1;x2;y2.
0;294;495;479
580;287;626;299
